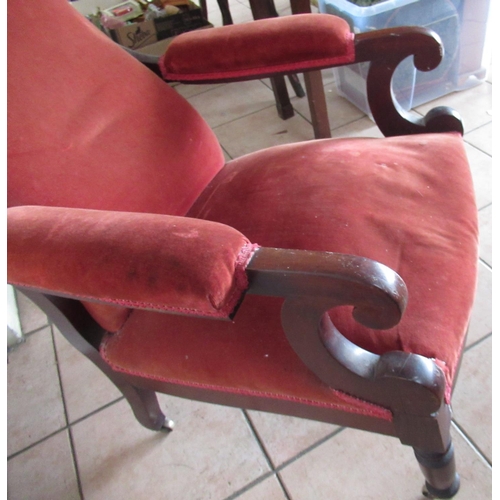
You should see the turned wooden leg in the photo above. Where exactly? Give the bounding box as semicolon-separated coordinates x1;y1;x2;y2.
414;441;460;499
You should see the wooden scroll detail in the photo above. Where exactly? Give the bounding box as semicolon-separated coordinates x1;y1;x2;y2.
247;247;448;450
354;27;464;137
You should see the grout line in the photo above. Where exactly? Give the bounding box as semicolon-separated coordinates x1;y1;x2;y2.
451;420;492;468
50;323;85;500
479;257;492;271
464;331;492;353
211;103;277;131
222;471;277;500
68;396;126;428
224;413;345;500
20;323;51;338
7;396;127;462
275;427;345;473
242;410;282;472
478;201;492;211
7;427;69;462
463;138;492;159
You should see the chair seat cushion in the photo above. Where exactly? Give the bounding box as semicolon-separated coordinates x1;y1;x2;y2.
101;133;477;409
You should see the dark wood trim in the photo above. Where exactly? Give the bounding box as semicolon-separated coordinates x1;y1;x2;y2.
247;247;449;452
354;27;464;137
18;289;167;431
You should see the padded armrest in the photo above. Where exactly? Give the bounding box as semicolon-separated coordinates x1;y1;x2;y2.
7;206;258;319
159;14;354;83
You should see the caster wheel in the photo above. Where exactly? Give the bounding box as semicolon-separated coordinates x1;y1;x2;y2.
422;474;460;499
160;419;175;433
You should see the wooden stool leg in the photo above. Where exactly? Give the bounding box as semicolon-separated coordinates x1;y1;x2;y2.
216;0;233;25
270;76;295;120
304;71;331;139
414;442;460;499
288;74;306;98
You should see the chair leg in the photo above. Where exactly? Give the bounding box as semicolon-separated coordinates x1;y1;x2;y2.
270;76;295;120
17;290;174;433
287;74;306;98
414;441;460;499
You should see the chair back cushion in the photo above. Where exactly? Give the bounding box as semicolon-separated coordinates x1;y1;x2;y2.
7;0;224;216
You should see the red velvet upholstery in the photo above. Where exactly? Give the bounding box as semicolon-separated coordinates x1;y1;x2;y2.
8;0;478;422
160;14;354;82
102;295;393;421
7;206;257;321
7;0;225;216
186;134;478;395
101;133;477;404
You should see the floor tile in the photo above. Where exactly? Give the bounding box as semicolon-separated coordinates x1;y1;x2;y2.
478;204;492;267
187;80;276;129
416;82;492;134
279;426;491;499
15;291;48;334
247;410;339;467
465;121;492;156
330;115;384;139
235;475;288;500
174;82;225;99
7;326;66;456
7;430;80;500
292;81;366;132
72;396;269;500
467;260;492;346
452;336;492;463
215;105;314;159
53;327;122;424
464;142;492;210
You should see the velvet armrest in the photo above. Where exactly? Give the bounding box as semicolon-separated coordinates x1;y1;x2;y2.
7;206;258;319
159;14;355;83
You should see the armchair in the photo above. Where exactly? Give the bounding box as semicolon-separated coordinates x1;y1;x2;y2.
8;0;478;498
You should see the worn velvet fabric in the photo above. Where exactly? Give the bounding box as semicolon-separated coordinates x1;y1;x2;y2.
186;133;478;395
7;0;224;216
102;133;478;405
8;0;478;418
160;14;355;82
8;206;257;319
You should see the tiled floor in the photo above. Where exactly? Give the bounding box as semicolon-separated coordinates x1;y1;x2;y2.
7;1;492;498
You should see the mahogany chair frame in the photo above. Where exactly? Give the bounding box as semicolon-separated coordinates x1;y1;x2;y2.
16;27;466;499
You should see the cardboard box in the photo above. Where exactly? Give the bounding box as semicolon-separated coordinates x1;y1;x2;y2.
110;20;158;49
109;2;210;50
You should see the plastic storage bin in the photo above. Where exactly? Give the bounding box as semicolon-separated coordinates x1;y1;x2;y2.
318;0;490;114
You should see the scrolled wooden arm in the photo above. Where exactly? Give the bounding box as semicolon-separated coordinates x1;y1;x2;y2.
246;247;446;427
354;27;464;137
246;247;407;329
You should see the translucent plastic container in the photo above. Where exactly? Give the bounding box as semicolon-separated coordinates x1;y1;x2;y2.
318;0;490;114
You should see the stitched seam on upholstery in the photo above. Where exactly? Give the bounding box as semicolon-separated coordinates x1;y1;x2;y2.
98;347;392;421
432;356;452;404
161;53;356;81
217;242;260;316
9;279;244;319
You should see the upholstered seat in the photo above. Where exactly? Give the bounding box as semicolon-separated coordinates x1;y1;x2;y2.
100;133;477;409
8;0;478;497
